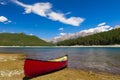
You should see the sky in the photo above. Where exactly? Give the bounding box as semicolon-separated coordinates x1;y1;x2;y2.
0;0;120;41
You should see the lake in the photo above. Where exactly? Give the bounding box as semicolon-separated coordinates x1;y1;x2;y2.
0;46;120;74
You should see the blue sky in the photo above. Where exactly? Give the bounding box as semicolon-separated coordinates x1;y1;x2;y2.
0;0;120;40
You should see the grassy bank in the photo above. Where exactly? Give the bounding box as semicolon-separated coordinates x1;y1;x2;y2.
0;54;120;80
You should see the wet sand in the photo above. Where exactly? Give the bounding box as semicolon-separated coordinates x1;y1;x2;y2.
0;54;120;80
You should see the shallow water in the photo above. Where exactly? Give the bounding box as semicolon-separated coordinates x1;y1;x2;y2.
0;47;120;74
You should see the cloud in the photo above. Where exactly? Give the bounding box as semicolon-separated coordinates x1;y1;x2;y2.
48;12;84;26
0;2;6;5
0;0;8;5
29;33;33;36
114;25;120;29
65;12;71;15
0;16;8;22
0;0;11;5
12;0;52;16
51;22;112;43
98;22;106;27
60;33;66;36
59;28;64;31
0;16;11;23
12;0;84;26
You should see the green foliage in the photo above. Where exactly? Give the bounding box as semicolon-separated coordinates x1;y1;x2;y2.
0;33;53;46
57;28;120;46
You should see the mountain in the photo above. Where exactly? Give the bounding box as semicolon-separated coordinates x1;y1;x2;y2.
57;28;120;46
51;24;118;43
0;33;53;46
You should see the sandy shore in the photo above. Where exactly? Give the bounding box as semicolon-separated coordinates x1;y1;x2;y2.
32;68;120;80
0;53;26;62
0;54;120;80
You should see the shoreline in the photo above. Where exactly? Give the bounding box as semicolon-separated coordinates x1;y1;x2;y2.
0;45;120;47
0;54;120;75
0;54;120;80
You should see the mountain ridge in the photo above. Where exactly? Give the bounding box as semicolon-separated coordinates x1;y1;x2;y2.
0;33;53;46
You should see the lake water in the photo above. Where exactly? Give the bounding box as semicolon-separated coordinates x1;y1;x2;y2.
0;47;120;74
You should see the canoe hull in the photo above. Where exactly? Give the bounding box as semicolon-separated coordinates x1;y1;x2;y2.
24;55;68;78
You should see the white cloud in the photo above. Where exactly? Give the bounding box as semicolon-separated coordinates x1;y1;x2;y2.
48;12;84;26
114;25;120;29
59;28;64;31
0;16;8;22
98;22;106;27
12;0;30;7
0;16;11;23
0;2;6;5
0;0;9;5
51;22;112;43
12;0;52;16
12;0;84;26
29;33;33;36
60;33;66;36
24;3;51;16
65;12;71;15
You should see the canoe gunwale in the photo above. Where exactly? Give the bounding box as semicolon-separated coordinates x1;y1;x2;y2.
25;55;68;62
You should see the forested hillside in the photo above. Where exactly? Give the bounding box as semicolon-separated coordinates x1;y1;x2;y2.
0;33;53;46
57;28;120;46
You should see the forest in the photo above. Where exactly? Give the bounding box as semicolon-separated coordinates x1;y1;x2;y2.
57;28;120;46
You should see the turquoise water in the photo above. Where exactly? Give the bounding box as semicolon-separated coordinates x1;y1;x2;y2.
0;47;120;74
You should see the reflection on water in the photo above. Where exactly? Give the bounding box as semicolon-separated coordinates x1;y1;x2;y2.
0;47;120;74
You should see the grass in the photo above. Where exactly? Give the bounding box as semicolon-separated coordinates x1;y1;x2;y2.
0;54;120;80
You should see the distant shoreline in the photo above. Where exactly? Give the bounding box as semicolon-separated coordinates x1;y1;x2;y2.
0;45;120;47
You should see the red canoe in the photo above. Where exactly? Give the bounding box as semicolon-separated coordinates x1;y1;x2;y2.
24;55;68;78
